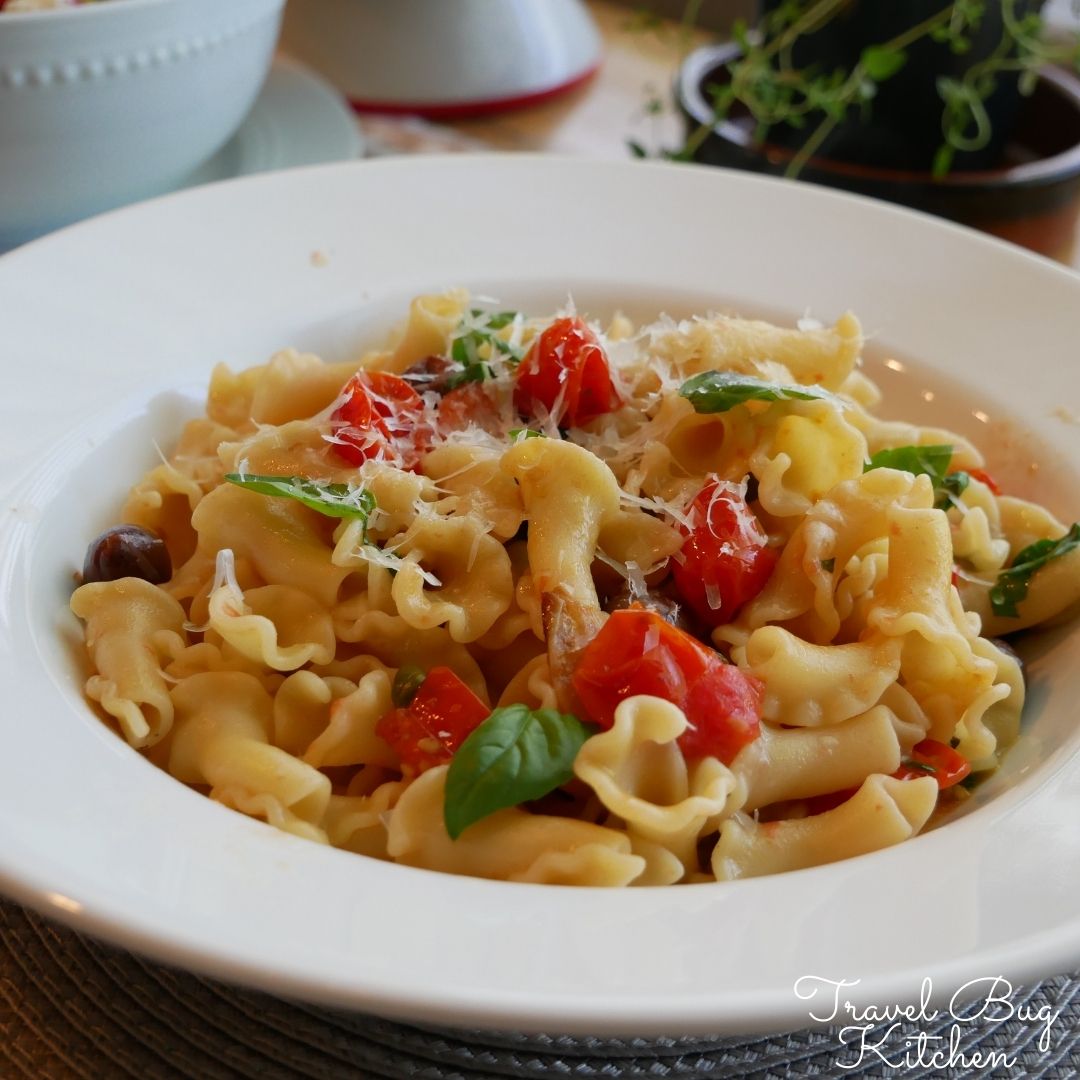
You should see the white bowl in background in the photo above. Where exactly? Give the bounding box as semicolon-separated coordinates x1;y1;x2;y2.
280;0;601;116
0;0;285;249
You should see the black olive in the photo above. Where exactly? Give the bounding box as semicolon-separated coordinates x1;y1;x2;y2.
81;525;172;586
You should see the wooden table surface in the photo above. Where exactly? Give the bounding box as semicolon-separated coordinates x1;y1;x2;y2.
353;0;1080;272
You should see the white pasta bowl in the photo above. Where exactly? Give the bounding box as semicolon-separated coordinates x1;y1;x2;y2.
0;157;1078;1038
0;0;284;250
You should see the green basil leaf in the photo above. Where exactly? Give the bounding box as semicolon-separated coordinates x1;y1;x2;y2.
471;308;518;330
678;372;837;414
392;664;426;708
446;310;524;389
990;522;1080;617
508;428;545;440
225;474;377;523
863;444;954;486
935;470;970;510
443;705;594;839
864;445;973;511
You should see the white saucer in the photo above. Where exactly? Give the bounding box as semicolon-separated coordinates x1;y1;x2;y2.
178;57;363;189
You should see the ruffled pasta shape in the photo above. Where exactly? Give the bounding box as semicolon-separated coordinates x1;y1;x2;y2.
174;482;351;609
390;514;514;642
853;414;984;471
950;636;1025;769
647;311;863;391
503;437;622;706
711;774;938;881
207;350;357;430
502;437;621;604
751;399;867;519
208;581;336;672
627;834;687;886
424;444;524;540
332;606;488;701
960;496;1080;635
273;670;356;755
867;504;999;743
71;578;186;748
160;638;281;692
876;683;932;752
970;637;1024;760
248;349;360;427
716;468;931;648
734;707;903;812
169;672;330;837
219;419;348;485
302;668;398;769
380;290;469;374
495;655;559;711
122;417;235;569
386;766;645;886
662;405;744;482
353;462;437;542
743;628;902;726
574;697;742;873
324;780;408;859
597;507;683;573
950;505;1010;575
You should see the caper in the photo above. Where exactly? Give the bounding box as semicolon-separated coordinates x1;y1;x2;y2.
81;524;172;586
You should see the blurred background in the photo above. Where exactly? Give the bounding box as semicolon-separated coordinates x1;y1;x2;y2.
1;0;1078;260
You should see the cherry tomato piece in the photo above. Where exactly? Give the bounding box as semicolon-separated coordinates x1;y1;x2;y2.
330;371;427;468
671;481;777;627
513;317;620;428
680;661;765;763
893;739;971;789
376;666;490;774
438;382;504;436
572;607;762;764
966;468;1002;495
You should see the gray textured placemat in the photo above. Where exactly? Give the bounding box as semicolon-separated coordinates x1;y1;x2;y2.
2;898;1078;1079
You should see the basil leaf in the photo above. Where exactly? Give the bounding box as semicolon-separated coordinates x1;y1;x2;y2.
935;470;970;510
225;474;376;524
508;428;545;440
471;308;518;330
443;705;594;839
990;522;1080;617
392;664;426;708
864;444;954;486
863;444;971;509
679;372;837;414
446;310;524;389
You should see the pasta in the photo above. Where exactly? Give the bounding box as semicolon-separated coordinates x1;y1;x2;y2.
70;292;1079;886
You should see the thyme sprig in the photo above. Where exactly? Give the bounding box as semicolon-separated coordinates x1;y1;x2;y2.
669;0;1080;178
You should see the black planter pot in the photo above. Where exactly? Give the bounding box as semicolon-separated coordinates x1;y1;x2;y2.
677;43;1080;261
757;0;1043;172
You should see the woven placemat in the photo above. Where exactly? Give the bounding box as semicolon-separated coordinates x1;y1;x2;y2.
2;898;1078;1080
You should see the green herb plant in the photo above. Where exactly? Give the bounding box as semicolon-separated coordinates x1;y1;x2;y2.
664;0;1080;178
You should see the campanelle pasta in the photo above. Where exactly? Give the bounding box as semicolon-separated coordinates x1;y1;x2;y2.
71;292;1080;885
